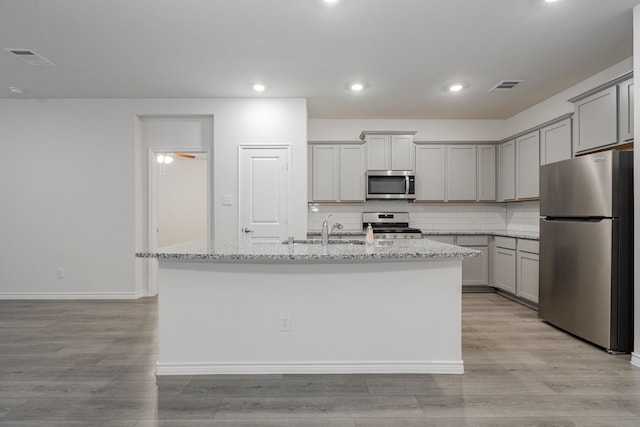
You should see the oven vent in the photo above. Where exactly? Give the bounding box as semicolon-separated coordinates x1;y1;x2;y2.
489;80;522;92
4;48;56;66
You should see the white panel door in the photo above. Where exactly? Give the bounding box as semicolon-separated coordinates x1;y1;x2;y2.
240;147;289;242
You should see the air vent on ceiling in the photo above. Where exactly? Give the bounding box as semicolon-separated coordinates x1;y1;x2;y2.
489;80;522;92
4;48;56;66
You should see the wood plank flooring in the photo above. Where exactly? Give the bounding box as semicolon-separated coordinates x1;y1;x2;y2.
0;293;639;426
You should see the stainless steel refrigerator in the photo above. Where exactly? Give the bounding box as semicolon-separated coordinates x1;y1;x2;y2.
539;150;633;353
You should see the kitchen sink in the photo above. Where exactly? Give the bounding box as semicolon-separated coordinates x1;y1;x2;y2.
282;239;365;245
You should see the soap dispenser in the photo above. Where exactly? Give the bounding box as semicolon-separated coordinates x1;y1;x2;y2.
365;223;374;244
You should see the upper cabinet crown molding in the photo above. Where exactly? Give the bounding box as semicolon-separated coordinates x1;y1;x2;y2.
567;71;633;104
359;130;417;141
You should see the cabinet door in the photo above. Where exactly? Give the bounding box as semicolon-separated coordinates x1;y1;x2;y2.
447;145;477;201
619;79;634;143
493;247;516;293
499;140;515;201
540;118;572;166
461;245;489;285
366;135;390;170
516;131;540;200
517;250;539;303
311;145;338;201
477;145;496;201
391;135;415;170
415;145;446;201
339;145;365;201
574;86;618;154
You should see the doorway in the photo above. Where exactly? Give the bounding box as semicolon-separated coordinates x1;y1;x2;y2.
238;145;291;242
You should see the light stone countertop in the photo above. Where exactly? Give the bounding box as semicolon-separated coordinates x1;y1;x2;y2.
308;230;539;240
136;239;481;262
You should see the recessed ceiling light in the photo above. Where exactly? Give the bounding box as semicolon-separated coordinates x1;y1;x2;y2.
350;82;366;92
252;83;266;92
448;83;465;92
323;0;339;3
9;86;26;95
545;0;559;2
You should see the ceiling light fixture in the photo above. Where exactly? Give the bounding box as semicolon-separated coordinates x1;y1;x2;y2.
252;83;266;92
9;86;26;95
323;0;339;3
156;154;174;164
448;83;465;92
350;82;366;92
545;0;559;3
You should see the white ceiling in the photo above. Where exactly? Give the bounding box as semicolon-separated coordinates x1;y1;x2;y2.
0;0;637;119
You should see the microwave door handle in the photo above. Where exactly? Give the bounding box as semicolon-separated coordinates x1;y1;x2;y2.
405;175;410;195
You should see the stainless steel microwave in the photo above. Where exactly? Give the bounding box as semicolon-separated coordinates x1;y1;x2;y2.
366;171;416;200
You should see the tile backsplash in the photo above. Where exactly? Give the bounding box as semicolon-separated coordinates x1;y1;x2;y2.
308;201;540;233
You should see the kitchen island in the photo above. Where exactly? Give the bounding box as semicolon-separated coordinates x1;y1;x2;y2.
138;239;480;375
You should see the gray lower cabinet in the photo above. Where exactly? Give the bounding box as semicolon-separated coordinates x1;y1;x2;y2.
426;235;488;286
492;236;517;294
516;239;539;303
458;236;489;286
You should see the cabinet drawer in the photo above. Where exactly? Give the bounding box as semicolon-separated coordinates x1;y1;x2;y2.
517;239;539;254
426;235;455;244
457;235;488;246
494;236;516;250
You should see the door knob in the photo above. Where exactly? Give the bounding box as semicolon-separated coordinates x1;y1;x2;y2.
243;228;254;233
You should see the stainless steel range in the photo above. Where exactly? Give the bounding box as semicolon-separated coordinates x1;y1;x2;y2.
362;212;423;239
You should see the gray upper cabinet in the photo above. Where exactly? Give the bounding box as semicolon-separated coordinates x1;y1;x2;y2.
540;118;572;166
447;145;477;201
571;74;634;155
339;145;366;201
499;140;515;201
361;131;416;171
415;144;446;201
309;143;365;202
515;131;540;200
619;78;634;143
477;145;496;201
573;86;618;154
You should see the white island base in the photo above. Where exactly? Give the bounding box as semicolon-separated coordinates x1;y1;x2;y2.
157;258;464;375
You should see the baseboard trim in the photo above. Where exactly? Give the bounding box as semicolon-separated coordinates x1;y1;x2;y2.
632;353;640;368
0;291;146;300
156;360;464;376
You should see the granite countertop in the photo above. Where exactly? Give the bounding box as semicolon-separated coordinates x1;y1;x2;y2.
308;230;539;240
136;239;481;262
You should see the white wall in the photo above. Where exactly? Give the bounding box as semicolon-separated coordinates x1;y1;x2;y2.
309;119;505;142
503;57;633;138
0;98;307;299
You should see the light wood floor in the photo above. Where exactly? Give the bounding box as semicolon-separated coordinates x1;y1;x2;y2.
0;293;639;426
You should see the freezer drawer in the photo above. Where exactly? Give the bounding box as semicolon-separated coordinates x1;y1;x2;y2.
539;218;627;351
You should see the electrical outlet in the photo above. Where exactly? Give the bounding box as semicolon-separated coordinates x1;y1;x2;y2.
56;267;65;279
222;195;233;206
279;312;291;331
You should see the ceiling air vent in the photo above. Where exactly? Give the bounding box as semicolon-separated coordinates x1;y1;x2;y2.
489;80;522;92
4;48;56;66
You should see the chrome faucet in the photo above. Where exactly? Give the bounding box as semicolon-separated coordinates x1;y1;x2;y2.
321;214;343;246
